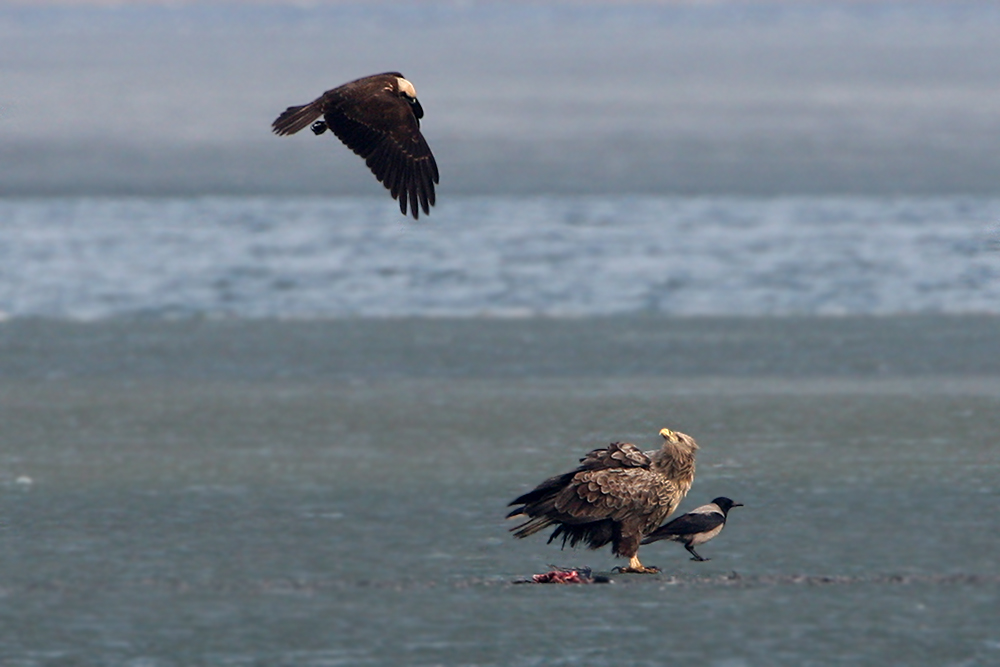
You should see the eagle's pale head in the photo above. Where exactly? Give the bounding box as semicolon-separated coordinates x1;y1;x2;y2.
659;427;699;451
395;76;423;120
396;77;418;100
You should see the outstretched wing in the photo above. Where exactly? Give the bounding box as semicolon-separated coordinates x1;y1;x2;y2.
322;85;439;219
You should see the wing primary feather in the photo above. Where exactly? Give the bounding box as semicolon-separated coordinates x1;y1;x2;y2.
366;148;385;176
371;146;392;187
390;153;407;214
394;152;408;197
376;144;393;181
379;148;397;194
408;173;419;219
425;163;437;206
430;155;440;184
424;160;437;208
392;155;406;209
418;172;430;216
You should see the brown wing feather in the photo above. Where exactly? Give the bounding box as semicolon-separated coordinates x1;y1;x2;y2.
579;442;652;470
507;441;648;522
555;468;678;532
322;88;438;219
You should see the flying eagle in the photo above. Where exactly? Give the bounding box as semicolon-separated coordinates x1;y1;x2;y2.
641;496;742;561
507;428;699;574
272;72;439;219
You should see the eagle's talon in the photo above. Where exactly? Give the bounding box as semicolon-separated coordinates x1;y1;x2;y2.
615;565;660;574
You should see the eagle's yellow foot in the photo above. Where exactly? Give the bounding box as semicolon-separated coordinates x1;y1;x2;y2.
615;565;660;574
613;556;660;574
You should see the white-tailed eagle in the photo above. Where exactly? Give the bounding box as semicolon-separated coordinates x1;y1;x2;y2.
508;428;698;573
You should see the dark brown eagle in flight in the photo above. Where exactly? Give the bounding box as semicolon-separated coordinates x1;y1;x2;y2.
508;428;698;574
272;72;439;219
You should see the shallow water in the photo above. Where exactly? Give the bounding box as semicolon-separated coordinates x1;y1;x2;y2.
1;317;998;665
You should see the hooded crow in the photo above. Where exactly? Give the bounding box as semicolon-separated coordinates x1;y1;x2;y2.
272;72;439;219
641;496;742;561
508;428;698;574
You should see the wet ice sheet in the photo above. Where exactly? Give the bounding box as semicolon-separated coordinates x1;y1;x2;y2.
2;376;999;666
1;317;999;666
1;196;999;319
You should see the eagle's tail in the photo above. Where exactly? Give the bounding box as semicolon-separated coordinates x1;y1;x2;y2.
508;471;581;540
272;97;326;136
508;514;556;539
507;471;576;514
548;521;616;551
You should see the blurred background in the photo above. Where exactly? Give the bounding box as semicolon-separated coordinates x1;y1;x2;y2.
3;0;1000;198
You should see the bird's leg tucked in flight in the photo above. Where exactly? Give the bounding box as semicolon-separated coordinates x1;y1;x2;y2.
311;120;328;135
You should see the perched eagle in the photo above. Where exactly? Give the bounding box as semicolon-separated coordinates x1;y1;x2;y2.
641;496;742;561
507;428;699;573
272;72;439;219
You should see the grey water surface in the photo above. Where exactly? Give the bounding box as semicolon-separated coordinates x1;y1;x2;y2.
1;316;999;666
